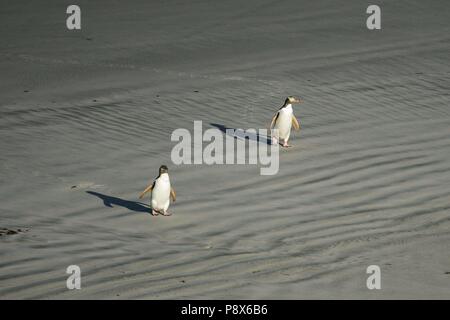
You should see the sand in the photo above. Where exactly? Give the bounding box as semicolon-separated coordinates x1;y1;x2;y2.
1;0;449;299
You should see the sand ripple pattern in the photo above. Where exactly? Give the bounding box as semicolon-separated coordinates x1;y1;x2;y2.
1;0;449;299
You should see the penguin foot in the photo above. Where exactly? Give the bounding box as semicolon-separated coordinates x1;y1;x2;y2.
162;211;172;216
271;137;278;145
281;142;292;148
151;209;160;216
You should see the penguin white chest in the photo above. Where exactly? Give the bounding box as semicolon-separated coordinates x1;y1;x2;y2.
152;173;171;211
274;105;293;139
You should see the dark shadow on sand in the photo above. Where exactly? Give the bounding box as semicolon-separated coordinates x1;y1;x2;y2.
86;191;150;214
210;123;272;145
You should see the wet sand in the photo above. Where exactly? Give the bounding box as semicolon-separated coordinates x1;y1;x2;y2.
1;0;450;298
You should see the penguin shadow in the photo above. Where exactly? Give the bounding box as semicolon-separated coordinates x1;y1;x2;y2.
86;191;151;214
210;123;272;145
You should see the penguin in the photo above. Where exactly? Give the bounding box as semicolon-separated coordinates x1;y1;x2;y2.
269;96;302;147
139;165;176;216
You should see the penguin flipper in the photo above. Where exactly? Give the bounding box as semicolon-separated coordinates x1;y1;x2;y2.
292;115;300;131
139;181;154;199
269;112;280;129
170;188;176;202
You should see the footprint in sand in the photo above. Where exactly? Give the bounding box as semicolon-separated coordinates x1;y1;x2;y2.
0;228;29;237
70;182;105;190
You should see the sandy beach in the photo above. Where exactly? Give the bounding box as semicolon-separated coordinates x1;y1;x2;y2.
1;0;450;299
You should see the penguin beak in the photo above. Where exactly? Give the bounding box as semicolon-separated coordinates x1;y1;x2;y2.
295;98;303;103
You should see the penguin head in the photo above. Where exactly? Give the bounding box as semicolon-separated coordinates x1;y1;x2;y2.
159;165;169;175
285;96;303;105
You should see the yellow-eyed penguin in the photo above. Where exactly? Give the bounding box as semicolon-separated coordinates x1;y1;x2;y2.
139;165;176;216
269;96;302;147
